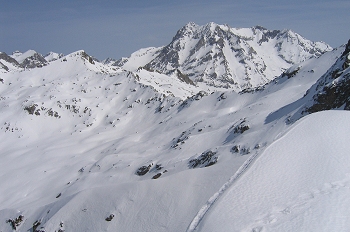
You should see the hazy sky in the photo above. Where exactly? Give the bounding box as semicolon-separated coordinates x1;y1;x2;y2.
1;0;349;60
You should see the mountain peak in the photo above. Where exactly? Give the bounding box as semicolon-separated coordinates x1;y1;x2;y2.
140;22;332;91
253;25;268;31
172;22;199;41
341;39;350;57
7;49;48;69
44;52;64;62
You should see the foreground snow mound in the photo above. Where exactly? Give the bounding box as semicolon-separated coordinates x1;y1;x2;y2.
198;110;350;231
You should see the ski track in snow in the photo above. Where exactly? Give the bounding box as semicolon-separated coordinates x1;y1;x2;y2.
245;174;350;232
188;158;350;232
186;151;261;232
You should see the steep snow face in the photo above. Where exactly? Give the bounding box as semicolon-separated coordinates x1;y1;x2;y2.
112;47;163;70
137;22;332;91
197;110;350;232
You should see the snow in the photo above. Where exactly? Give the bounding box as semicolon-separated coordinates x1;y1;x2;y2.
119;47;162;71
133;22;332;91
10;49;37;63
44;52;64;62
197;110;350;232
0;22;348;232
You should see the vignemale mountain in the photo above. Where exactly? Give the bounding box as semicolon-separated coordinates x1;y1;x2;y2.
110;22;331;91
0;22;349;232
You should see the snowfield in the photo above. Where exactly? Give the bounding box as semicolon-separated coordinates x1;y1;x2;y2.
197;110;350;232
0;22;349;231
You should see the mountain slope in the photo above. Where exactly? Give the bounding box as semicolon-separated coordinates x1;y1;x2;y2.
265;39;350;123
0;45;342;231
0;25;348;232
297;39;350;117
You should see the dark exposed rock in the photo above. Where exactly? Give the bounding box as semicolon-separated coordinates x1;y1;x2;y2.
282;67;301;79
20;53;47;69
341;39;350;57
33;220;41;231
178;91;208;112
6;215;24;230
136;164;153;176
233;123;250;134
0;62;9;71
81;51;95;64
171;130;192;148
0;52;20;66
152;173;162;179
225;119;250;143
231;145;251;155
176;69;195;86
24;104;38;115
155;164;162;170
305;73;350;113
294;38;350;119
218;93;227;101
189;150;218;168
105;214;114;221
231;145;240;153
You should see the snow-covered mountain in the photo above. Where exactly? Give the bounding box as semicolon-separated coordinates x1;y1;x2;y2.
117;22;331;91
10;50;48;69
44;52;64;62
0;50;64;72
0;22;349;231
0;52;21;72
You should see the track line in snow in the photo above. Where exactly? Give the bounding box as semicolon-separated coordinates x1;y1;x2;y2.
186;151;261;232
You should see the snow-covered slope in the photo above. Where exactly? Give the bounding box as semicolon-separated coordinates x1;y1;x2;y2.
44;52;64;62
0;24;348;232
113;46;163;70
125;22;332;91
196;110;350;232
